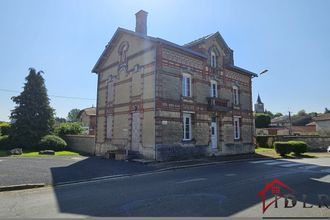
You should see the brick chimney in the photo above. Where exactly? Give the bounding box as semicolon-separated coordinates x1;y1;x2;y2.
135;10;148;35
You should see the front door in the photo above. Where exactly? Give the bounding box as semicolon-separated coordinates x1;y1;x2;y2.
131;112;140;151
211;117;217;149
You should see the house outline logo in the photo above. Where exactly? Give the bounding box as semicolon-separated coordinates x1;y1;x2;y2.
257;178;295;213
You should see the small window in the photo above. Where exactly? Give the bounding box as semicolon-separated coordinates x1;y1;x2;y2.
234;116;240;140
210;80;217;98
183;113;192;140
182;74;192;97
211;51;217;68
107;81;113;103
233;86;239;105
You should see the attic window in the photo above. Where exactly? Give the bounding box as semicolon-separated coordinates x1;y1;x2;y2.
211;51;217;68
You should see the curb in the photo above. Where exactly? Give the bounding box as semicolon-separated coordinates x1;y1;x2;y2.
0;183;46;192
1;157;274;191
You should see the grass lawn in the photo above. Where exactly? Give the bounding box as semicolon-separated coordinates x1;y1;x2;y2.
255;147;321;159
0;149;80;157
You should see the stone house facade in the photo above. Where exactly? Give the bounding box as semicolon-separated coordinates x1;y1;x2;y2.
314;113;330;136
92;10;257;160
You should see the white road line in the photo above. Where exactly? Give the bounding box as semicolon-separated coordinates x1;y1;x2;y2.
176;178;206;184
279;163;305;167
264;161;291;165
299;165;319;170
249;160;274;164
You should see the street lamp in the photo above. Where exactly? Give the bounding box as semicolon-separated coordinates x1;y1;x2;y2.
259;69;268;75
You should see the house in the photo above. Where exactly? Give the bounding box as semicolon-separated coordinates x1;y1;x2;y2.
77;107;96;135
92;10;257;160
314;113;330;136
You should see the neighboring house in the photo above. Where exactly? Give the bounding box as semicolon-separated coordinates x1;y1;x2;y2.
270;116;290;127
314;113;330;136
254;94;265;113
92;10;257;160
77;107;96;135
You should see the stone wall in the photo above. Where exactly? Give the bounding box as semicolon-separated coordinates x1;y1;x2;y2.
257;135;330;152
66;135;95;155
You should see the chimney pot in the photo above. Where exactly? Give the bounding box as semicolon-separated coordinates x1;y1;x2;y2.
135;10;148;35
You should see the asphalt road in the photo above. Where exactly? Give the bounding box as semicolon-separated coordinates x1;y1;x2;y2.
0;158;329;218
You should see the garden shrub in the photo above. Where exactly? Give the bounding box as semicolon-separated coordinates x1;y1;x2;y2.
55;122;83;138
0;122;11;136
273;142;293;156
0;135;11;150
256;136;271;148
39;135;67;151
289;141;307;156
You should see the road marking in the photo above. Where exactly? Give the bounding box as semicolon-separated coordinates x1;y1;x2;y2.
264;161;291;165
279;163;305;167
225;173;237;177
176;178;206;184
299;165;319;170
249;160;274;164
321;168;330;173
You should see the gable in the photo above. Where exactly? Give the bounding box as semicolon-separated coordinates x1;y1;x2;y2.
92;28;155;74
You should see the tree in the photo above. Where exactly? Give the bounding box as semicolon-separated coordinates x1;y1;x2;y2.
273;112;283;118
297;109;307;116
10;68;54;147
67;108;80;122
325;108;330;114
255;113;271;128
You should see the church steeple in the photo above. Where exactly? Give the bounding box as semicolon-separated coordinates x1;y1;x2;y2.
255;94;265;113
257;94;263;104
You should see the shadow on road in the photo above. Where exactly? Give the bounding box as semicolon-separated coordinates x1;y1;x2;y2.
50;155;330;217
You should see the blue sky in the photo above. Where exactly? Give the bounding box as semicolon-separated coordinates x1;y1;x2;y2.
0;0;329;121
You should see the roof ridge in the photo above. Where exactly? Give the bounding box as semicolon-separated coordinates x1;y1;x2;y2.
183;33;216;47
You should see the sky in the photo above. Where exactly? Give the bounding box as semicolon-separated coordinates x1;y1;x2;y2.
0;0;329;122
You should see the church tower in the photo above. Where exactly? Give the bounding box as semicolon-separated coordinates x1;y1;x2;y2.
255;94;265;113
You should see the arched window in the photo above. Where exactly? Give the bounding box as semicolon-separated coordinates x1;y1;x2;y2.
210;51;217;68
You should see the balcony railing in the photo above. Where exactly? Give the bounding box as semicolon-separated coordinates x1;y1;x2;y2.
207;97;230;112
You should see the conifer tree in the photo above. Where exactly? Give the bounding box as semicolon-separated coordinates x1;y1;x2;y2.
10;68;54;147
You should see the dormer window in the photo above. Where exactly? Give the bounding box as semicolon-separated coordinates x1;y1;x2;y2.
211;51;217;68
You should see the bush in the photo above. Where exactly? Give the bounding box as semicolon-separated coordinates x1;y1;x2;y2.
289;141;307;156
55;122;83;138
273;142;293;156
273;141;308;156
256;136;271;148
0;135;12;150
0;122;11;136
39;135;67;151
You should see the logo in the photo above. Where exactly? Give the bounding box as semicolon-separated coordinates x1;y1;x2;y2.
257;179;329;214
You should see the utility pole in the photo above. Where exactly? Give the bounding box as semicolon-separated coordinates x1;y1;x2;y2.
288;111;292;135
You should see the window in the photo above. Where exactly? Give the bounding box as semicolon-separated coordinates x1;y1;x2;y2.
182;74;192;97
233;86;239;105
183;113;192;140
107;81;113;103
233;116;240;140
211;51;217;68
210;80;217;98
106;115;113;139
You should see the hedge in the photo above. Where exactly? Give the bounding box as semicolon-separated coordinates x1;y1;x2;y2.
39;135;67;151
0;122;11;136
273;141;307;156
55;122;84;138
0;135;11;150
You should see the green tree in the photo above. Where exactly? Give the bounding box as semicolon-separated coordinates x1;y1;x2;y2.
297;109;307;116
255;113;271;128
273;112;283;118
67;108;80;122
10;68;54;147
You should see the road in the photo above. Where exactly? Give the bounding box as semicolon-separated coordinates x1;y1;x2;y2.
0;158;329;218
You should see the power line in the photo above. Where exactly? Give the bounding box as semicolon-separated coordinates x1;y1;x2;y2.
0;88;96;101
